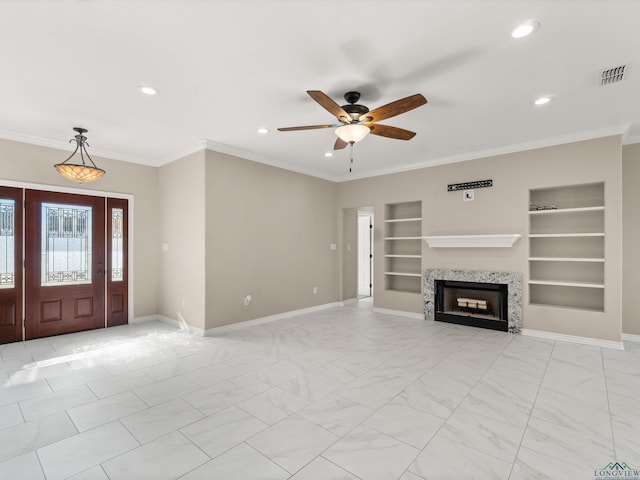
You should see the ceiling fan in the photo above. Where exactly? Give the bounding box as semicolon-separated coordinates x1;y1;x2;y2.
278;90;428;151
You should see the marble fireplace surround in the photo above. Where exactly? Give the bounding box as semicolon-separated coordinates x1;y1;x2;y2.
424;269;523;334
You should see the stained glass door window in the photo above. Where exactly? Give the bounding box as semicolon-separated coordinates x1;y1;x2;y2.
0;199;15;288
41;202;93;286
111;207;123;281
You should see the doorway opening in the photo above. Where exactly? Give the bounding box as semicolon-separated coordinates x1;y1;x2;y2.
357;208;374;299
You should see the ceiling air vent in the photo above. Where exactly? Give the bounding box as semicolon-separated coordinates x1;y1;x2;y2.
601;65;626;85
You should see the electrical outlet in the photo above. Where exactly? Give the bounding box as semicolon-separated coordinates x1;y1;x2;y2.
313;286;318;294
243;295;252;306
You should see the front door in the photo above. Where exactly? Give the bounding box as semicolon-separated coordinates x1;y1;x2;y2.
25;190;106;339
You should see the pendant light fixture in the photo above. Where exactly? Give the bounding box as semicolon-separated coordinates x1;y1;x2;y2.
54;127;105;183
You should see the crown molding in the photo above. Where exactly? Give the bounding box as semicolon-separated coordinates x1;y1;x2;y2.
158;138;340;181
1;123;633;183
622;124;640;145
0;128;157;166
335;124;632;182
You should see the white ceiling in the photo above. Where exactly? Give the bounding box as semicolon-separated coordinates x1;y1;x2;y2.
0;0;638;182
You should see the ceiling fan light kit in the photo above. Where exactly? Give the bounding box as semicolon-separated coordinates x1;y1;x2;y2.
54;127;106;183
335;124;370;144
278;89;427;172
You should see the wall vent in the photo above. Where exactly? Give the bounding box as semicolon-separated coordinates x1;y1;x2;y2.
601;65;626;85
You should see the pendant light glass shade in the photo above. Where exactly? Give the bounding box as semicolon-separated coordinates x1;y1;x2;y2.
54;127;105;183
335;124;370;144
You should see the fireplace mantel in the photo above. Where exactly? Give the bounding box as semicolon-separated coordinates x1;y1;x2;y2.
424;234;521;248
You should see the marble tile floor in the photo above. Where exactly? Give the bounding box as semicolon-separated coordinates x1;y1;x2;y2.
1;301;639;479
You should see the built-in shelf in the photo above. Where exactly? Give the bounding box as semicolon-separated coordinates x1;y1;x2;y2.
424;234;521;248
528;302;604;313
385;236;423;240
384;272;422;277
384;201;422;294
529;279;604;288
528;182;605;311
529;233;604;238
384;217;422;223
529;257;605;262
529;206;605;215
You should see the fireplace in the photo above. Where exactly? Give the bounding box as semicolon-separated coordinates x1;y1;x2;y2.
425;269;522;333
434;280;508;332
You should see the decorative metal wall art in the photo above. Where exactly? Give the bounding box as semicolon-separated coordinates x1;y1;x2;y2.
447;179;493;191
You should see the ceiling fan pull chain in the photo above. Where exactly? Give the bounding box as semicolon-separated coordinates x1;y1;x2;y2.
349;142;354;173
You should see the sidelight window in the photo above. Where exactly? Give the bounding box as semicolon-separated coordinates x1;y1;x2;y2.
111;207;123;281
0;199;15;288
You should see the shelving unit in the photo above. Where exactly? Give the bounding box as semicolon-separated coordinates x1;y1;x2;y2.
384;201;422;293
528;183;605;311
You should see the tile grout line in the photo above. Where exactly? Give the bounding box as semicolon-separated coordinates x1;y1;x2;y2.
506;339;555;479
411;331;520;473
600;348;618;462
377;329;514;479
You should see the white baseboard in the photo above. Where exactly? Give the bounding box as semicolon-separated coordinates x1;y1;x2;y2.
522;328;624;350
372;307;424;320
156;314;205;336
131;315;160;324
339;298;358;306
622;333;640;343
132;314;206;337
204;302;340;336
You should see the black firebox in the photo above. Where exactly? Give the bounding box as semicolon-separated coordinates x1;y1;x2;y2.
434;280;508;332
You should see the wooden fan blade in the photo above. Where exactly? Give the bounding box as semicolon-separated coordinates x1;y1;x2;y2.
278;124;335;132
360;94;427;123
368;124;417;140
307;90;351;123
334;137;348;150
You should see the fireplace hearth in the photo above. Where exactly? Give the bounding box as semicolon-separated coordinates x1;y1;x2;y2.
434;279;508;332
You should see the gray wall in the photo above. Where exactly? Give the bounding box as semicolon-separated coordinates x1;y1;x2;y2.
338;135;623;341
204;150;339;330
341;208;358;301
622;144;640;335
158;151;207;330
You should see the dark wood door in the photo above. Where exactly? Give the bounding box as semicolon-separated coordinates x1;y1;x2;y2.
107;198;128;326
25;190;105;339
0;186;23;344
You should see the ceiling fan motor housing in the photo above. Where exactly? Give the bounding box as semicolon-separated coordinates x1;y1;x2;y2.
342;91;369;121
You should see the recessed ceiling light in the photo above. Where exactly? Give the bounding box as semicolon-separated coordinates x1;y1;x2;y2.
511;20;540;39
534;96;552;106
137;85;158;96
257;127;269;134
324;152;333;158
